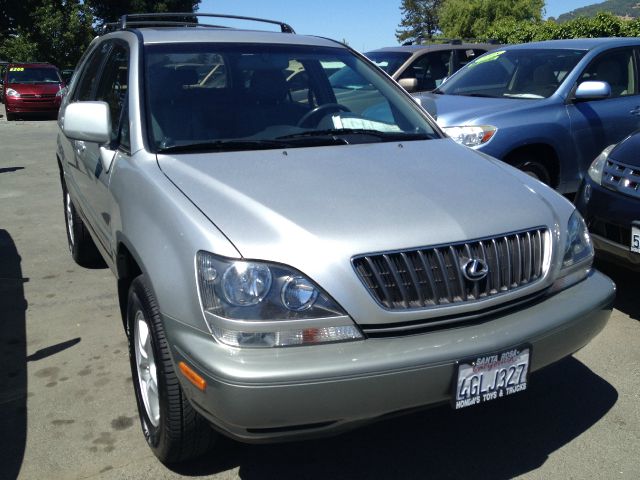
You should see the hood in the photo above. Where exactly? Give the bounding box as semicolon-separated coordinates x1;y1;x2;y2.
611;131;640;167
415;92;549;126
158;139;559;268
5;83;63;95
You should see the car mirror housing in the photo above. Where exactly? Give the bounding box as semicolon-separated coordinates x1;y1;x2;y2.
398;77;418;92
574;81;611;101
62;101;111;144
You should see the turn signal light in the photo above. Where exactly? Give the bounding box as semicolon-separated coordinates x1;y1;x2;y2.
179;361;207;391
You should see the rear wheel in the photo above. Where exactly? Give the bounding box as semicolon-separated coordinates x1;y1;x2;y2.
61;180;104;267
127;276;217;464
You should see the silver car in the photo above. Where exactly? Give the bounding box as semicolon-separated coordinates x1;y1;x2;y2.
56;13;615;465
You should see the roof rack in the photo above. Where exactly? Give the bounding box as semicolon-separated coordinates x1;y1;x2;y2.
115;12;295;34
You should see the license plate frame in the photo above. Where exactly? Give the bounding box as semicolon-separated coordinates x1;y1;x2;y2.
631;222;640;254
452;344;531;410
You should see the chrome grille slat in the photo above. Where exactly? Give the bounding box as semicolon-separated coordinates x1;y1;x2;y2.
353;228;548;310
603;158;640;199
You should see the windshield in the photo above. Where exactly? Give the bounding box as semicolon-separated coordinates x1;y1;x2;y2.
7;66;62;84
145;43;437;152
438;49;586;99
364;51;412;75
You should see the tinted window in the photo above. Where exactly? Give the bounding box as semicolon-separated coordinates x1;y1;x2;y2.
365;51;412;75
440;49;586;99
95;43;129;146
74;42;111;101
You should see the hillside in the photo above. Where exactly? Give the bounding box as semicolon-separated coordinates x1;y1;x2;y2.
556;0;640;22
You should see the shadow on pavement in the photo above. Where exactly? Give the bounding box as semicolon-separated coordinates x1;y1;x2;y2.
595;260;639;321
172;356;616;479
0;229;28;480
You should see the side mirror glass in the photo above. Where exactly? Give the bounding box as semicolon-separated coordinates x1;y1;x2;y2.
575;81;611;101
63;101;111;143
398;77;418;93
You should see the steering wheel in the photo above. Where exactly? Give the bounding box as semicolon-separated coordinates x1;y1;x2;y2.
297;103;350;128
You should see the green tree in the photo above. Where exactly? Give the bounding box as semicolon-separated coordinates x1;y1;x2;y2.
396;0;443;43
439;0;544;39
87;0;200;26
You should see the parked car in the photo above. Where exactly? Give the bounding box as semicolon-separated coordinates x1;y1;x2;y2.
415;38;640;194
2;62;66;120
363;41;498;93
56;13;614;465
575;132;640;270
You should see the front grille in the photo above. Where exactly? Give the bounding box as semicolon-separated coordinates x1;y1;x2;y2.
602;158;640;199
353;228;548;310
20;94;55;98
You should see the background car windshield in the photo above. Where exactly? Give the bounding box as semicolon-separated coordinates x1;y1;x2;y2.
145;43;436;151
439;49;586;99
8;67;61;84
364;51;412;75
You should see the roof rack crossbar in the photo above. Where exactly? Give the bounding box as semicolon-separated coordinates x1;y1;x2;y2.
118;12;295;34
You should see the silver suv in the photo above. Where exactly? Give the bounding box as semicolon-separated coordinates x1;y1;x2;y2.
56;13;614;465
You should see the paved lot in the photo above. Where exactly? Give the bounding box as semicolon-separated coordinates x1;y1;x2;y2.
0;105;638;480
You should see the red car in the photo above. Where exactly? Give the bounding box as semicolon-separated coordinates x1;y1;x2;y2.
3;62;66;120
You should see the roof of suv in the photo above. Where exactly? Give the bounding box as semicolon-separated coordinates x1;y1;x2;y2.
137;27;342;47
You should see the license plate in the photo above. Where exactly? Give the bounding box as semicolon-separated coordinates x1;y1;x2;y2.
631;224;640;254
453;346;531;410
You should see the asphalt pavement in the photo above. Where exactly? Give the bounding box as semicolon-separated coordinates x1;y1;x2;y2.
0;105;638;480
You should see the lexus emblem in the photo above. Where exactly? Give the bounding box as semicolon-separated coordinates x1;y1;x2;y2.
462;258;489;282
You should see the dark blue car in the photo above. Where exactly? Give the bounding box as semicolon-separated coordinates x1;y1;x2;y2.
416;38;640;194
575;132;640;270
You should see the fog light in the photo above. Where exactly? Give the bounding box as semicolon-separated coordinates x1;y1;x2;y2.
282;276;319;311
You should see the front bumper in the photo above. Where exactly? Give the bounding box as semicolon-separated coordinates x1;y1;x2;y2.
5;96;61;114
165;270;614;442
575;179;640;270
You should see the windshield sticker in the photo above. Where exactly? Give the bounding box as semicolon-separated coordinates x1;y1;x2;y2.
9;67;25;71
469;51;505;68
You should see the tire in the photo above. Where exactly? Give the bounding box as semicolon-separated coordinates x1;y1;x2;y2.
513;157;552;186
127;276;217;464
61;180;104;268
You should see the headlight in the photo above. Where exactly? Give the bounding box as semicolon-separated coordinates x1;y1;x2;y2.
552;211;594;292
5;88;20;98
441;125;497;147
196;251;363;347
587;144;615;185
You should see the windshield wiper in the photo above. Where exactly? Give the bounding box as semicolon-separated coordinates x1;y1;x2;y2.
156;139;289;153
459;93;496;98
277;129;431;142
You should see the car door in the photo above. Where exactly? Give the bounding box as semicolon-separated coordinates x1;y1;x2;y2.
76;41;130;255
566;47;640;185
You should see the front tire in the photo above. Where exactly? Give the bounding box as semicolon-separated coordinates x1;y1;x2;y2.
513;157;552;186
61;180;104;267
127;276;217;464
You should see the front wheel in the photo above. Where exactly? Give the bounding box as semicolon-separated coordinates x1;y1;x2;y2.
127;276;217;464
513;158;552;186
61;181;104;267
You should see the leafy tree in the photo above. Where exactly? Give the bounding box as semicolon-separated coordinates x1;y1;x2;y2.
88;0;200;26
439;0;544;39
396;0;443;43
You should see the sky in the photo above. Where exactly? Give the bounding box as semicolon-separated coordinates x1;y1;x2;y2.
199;0;602;51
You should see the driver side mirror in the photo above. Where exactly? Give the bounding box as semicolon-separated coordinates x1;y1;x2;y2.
574;81;611;101
398;78;418;93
